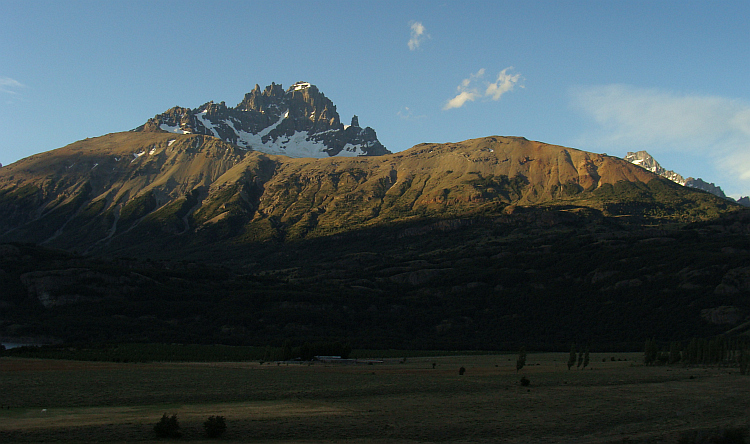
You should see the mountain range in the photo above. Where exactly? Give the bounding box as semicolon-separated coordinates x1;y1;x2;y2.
623;151;746;204
0;132;733;256
1;82;749;350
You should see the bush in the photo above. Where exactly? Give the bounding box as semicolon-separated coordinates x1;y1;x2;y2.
154;413;181;439
520;376;530;387
204;415;227;438
459;366;466;375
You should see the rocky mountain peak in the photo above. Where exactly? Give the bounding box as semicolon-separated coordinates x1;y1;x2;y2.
136;82;389;158
624;151;685;185
624;150;745;203
684;178;726;199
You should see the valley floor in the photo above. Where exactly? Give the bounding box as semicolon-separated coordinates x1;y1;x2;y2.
0;353;747;443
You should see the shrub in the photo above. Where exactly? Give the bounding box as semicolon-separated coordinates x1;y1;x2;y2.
459;366;466;375
204;415;227;438
154;413;181;439
520;376;530;387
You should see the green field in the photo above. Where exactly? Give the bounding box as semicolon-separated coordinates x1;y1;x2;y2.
1;353;748;443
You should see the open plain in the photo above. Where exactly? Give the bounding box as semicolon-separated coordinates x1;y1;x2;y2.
1;353;748;443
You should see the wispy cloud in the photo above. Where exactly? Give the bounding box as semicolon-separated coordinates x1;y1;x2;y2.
397;106;426;121
571;84;750;194
443;67;523;110
0;77;24;95
408;21;429;51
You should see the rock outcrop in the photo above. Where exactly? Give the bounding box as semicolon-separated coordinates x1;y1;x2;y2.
135;82;389;158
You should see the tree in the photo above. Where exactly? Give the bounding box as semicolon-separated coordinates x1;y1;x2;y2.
740;349;749;376
516;347;526;373
567;344;576;371
685;338;698;365
577;350;584;369
669;341;681;365
583;348;590;369
204;415;227;438
154;414;181;439
644;338;658;365
281;340;293;361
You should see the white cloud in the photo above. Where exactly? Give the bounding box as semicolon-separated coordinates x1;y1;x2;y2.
0;77;24;95
571;84;750;196
485;68;523;100
408;21;429;51
443;67;522;110
397;106;426;121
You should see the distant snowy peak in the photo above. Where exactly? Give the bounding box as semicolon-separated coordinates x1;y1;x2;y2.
624;151;686;185
135;82;390;158
624;151;738;202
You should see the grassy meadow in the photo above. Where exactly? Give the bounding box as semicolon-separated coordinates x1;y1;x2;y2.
1;353;748;443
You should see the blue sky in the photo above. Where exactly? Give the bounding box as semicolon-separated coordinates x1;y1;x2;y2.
2;0;750;197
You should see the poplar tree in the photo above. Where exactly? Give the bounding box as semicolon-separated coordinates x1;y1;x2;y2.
583;348;590;369
516;347;526;373
685;338;698;365
669;342;681;365
644;339;658;365
567;344;576;370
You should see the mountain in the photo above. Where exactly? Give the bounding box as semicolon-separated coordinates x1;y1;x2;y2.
624;151;686;185
0;134;738;258
1;104;749;349
623;150;740;203
134;82;389;158
685;177;727;199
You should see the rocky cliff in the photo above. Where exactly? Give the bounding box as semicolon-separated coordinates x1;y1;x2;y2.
135;82;389;158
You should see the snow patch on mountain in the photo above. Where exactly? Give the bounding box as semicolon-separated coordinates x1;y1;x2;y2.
195;111;219;138
160;123;191;134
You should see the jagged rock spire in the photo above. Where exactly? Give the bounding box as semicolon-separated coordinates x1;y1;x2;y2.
135;82;389;158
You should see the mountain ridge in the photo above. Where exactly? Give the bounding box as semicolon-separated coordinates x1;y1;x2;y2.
623;150;744;203
0;132;739;259
1;125;749;349
134;82;389;158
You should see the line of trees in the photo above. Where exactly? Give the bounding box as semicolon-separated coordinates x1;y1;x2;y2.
644;336;750;373
567;344;589;370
